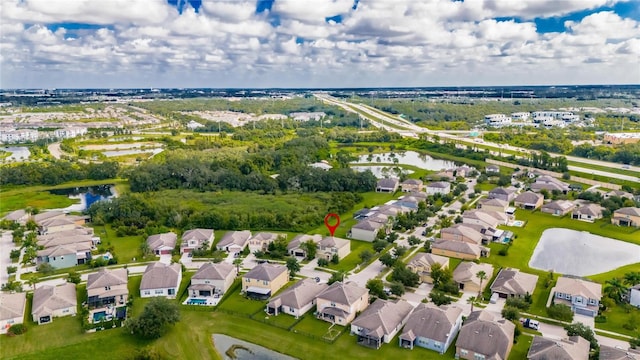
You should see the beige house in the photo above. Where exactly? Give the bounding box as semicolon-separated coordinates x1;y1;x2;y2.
599;345;640;360
2;209;29;225
351;299;414;349
32;283;77;325
572;203;603;222
248;232;282;253
189;262;236;298
86;268;128;309
216;230;251;253
456;311;515;360
426;181;451;195
490;268;539;298
453;262;495;293
462;209;507;228
140;262;182;299
287;234;322;258
553;277;602;317
440;225;483;245
406;253;449;284
527;336;589;360
514;191;544;210
399;303;463;354
400;179;423;192
476;198;509;213
266;278;328;318
541;200;575;216
350;220;386;242
0;292;26;334
316;281;369;325
146;232;177;255
242;263;289;299
180;228;214;254
431;239;489;260
611;207;640;227
317;236;351;260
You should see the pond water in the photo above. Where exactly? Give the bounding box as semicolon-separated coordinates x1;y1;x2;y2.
48;185;115;211
1;146;30;161
212;334;298;360
102;148;164;157
529;228;640;276
80;142;160;150
352;151;456;170
351;165;414;179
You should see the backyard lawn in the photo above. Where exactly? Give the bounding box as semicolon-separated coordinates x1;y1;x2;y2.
91;224;144;263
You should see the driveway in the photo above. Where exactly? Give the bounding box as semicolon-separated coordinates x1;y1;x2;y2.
0;231;17;286
346;259;384;288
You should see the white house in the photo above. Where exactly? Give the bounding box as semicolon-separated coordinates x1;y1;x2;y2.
189;262;236;298
484;114;511;126
146;232;177;255
0;292;26;334
216;230;251;253
140;262;182;299
32;283;77;325
630;285;640;308
180;228;214;254
426;182;451;195
350;220;385;242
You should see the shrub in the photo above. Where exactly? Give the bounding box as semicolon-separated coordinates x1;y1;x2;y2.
317;258;329;267
594;315;607;323
6;266;17;274
506;297;530;311
547;304;574;322
498;247;509;256
10;249;20;259
8;323;27;335
429;290;454;306
501;307;520;321
330;254;339;264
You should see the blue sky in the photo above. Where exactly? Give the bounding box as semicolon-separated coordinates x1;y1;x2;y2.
1;0;639;88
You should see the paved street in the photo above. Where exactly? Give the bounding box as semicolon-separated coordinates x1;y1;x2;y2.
0;230;17;286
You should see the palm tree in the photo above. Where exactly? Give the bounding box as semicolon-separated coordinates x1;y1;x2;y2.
476;271;487;299
604;278;627;304
467;296;478;313
26;276;39;291
232;258;242;276
624;272;640;287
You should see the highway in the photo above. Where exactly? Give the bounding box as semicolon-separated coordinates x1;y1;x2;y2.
316;94;639;184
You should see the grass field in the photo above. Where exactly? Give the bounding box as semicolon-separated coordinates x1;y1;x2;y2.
91;224;144;263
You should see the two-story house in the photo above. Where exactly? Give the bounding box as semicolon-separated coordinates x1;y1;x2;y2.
266;278;328;318
400;179;423;193
351;299;414;349
248;232;282;253
400;303;463;354
317;236;351;261
426;181;451;195
189;262;236;298
140;262;182;299
552;277;602;317
316;281;369;325
242;263;289;300
180;228;214;254
86;268;129;309
406;253;449;284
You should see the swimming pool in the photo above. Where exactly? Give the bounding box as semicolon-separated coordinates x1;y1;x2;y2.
187;298;207;305
93;311;107;322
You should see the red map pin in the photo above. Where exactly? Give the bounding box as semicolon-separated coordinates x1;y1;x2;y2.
324;213;340;237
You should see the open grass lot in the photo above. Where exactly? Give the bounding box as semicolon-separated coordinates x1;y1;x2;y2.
329;240;369;272
595;304;640;337
91;224;144;263
475;182;497;192
509;335;534;360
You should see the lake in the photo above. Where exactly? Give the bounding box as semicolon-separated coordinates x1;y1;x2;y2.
352;151;456;170
1;146;31;161
49;185;115;211
351;165;414;179
529;228;640;276
212;334;297;360
102;148;164;157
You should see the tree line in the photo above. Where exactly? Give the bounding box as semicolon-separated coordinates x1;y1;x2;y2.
0;160;120;186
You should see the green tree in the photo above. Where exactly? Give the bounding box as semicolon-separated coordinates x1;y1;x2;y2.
67;271;81;284
565;322;598;351
125;298;180;339
328;271;346;285
391;264;420;287
501;306;520;321
37;263;54;275
429;290;454;305
379;253;397;268
476;270;488;299
286;257;300;278
300;241;317;261
407;235;421;246
390;282;405;296
393;246;407;258
366;279;387;299
359;249;374;264
624;272;640;286
604;277;627;304
372;240;387;253
547;304;574;322
467;296;478;313
232;258;243;274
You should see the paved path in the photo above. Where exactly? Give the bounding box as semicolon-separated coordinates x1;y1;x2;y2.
47;142;64;159
0;231;17;286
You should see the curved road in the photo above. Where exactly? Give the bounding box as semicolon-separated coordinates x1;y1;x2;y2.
47;142;64;159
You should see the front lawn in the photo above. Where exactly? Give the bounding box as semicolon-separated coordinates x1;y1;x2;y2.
595;304;640;337
329;240;370;272
509;334;534;360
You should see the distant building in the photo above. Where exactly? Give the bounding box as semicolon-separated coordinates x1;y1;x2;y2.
376;178;399;193
484;114;511;126
289;112;326;121
53;127;87;139
604;132;640;145
0;128;39;143
510;112;530;121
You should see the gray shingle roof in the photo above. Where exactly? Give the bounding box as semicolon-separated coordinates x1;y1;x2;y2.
400;303;462;343
352;299;414;339
217;230;251;249
352;220;384;231
453;262;494;286
456;311;515;359
140;262;181;290
146;232;177;250
182;228;213;242
615;207;640;216
427;181;450;189
267;278;327;310
599;345;640;360
490;268;538;296
555;277;602;300
243;263;287;282
192;262;235;281
432;239;481;257
527;336;590;360
32;283;77;318
86;268;128;290
0;292;27;321
317;281;368;306
515;191;543;204
376;178;399;189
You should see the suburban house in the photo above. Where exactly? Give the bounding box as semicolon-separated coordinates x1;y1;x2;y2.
607;190;635;200
440;225;483;245
248;232;282;252
316;281;369;325
514;191;544;210
86;268;129;308
37;217;83;235
317;236;351;260
140;262;182;299
530;175;570;193
189;262;236;298
266;278;328;318
180;228;214;254
1;209;29;224
527;336;589;360
406;253;449;284
33;210;66;225
146;232;177;255
572;203;603;222
611;207;640;227
350;220;386;242
630;284;640;308
462;209;507;229
490;268;539;298
455;311;515;360
541;200;575;216
399;303;463;354
599;345;640;360
486;164;500;174
400;179;423;192
31;283;77;325
376;178;399;193
216;230;251;253
351;299;414;349
426;181;451;195
476;198;508;213
431;239;489;260
488;187;518;203
0;292;26;334
242;263;289;300
453;262;495;293
552;277;602;317
394;195;423;209
36;242;93;269
287;234;322;258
